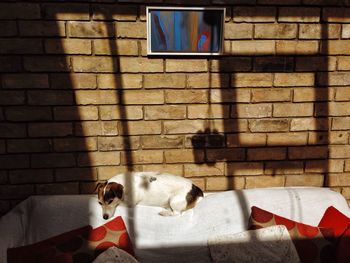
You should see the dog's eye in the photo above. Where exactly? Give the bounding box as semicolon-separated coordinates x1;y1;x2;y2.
98;201;102;205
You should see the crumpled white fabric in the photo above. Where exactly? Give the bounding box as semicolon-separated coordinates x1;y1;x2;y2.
208;225;301;263
93;247;139;263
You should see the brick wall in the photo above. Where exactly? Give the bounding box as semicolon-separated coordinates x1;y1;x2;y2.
1;0;350;216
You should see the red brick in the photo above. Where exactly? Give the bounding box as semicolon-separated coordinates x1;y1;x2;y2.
28;91;73;105
274;73;315;87
9;169;53;184
318;72;350;86
7;139;51;153
6;106;52;122
28;123;73;137
166;59;208;73
144;74;186;89
276;41;319;55
101;121;119;136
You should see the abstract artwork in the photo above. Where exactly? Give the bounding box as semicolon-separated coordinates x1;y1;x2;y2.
147;7;225;55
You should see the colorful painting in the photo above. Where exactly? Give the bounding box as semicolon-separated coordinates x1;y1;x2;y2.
147;7;225;55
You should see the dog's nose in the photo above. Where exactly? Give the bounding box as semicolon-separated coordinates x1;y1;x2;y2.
103;214;109;220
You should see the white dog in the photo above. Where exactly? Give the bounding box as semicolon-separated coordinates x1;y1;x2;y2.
95;172;203;220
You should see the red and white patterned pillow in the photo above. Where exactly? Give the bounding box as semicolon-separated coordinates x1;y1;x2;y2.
248;206;336;263
8;216;134;263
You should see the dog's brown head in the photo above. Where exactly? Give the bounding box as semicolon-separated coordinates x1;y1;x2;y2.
95;182;124;220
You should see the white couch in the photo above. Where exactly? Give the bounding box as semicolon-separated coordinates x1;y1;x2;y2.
1;187;350;263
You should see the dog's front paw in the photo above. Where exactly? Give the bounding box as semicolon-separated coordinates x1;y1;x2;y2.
159;210;175;216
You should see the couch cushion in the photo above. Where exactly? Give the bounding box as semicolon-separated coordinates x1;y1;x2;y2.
7;216;133;263
318;206;350;237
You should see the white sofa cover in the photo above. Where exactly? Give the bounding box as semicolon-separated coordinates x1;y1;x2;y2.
1;187;349;263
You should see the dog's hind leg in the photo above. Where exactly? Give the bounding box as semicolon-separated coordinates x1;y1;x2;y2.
159;195;187;216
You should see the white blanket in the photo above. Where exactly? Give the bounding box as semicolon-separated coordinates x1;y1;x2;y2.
1;187;349;263
208;225;300;263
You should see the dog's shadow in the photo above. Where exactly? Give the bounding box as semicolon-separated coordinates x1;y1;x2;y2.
191;128;225;167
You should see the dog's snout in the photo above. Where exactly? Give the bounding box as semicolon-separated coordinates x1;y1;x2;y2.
103;214;109;220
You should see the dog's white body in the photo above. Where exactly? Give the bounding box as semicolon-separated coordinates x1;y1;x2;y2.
98;172;203;219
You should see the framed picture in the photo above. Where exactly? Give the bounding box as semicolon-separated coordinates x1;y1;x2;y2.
147;6;225;56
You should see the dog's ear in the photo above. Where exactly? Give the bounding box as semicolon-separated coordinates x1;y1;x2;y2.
94;182;106;194
109;183;124;199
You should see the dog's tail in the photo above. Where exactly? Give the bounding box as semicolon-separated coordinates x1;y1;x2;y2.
186;184;204;209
